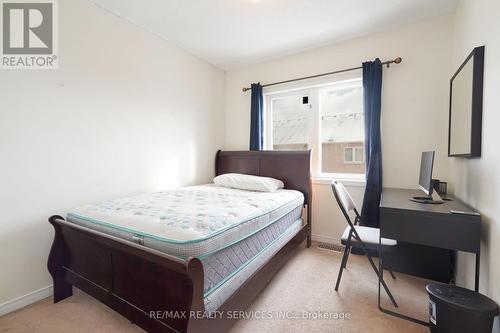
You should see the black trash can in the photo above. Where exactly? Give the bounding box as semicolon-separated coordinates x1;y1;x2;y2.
426;283;498;333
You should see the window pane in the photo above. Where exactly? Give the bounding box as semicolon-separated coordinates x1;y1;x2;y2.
321;84;366;174
272;95;309;150
354;147;364;163
344;148;353;162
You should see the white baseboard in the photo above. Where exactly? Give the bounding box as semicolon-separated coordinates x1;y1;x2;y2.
0;285;53;316
311;234;341;245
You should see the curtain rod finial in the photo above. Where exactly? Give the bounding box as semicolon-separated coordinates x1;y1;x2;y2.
242;87;250;92
394;57;402;64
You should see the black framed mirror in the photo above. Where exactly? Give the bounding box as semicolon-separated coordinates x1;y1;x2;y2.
448;46;484;158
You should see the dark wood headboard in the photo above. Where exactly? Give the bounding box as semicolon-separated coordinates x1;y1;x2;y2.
215;150;312;206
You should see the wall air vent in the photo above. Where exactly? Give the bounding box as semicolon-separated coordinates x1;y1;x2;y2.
317;242;344;253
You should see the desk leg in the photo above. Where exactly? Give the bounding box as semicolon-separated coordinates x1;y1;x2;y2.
378;236;382;310
475;252;480;292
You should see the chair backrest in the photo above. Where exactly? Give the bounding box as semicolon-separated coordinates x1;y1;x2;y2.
331;181;359;227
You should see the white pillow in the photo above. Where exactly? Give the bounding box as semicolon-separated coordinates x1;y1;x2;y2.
213;173;284;192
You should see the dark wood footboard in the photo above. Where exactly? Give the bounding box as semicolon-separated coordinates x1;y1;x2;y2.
47;215;205;332
47;215;308;333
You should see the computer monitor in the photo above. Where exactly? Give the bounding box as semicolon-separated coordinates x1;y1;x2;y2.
418;151;435;196
410;151;443;204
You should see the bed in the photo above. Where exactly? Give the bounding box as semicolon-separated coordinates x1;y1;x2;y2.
47;150;312;333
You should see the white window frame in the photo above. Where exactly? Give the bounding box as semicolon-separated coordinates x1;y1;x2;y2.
263;73;365;182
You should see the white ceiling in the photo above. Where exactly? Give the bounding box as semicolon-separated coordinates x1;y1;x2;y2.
89;0;459;70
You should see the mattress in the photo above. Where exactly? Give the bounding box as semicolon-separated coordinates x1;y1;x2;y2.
204;218;303;312
201;204;303;294
67;184;304;258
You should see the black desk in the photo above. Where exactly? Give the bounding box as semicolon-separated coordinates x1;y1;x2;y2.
378;188;481;325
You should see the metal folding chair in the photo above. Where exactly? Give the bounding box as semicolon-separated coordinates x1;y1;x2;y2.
331;181;398;308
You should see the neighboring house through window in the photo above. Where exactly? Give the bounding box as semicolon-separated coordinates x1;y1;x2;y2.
265;77;365;179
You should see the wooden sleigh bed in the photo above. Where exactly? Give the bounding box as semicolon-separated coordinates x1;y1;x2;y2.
47;150;312;333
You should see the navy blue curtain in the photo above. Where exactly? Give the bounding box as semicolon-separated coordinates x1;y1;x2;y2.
360;59;383;227
249;83;264;150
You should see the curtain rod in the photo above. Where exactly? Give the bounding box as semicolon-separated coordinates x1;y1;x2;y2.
242;57;402;92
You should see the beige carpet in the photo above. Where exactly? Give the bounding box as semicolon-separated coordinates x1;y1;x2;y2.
0;243;429;333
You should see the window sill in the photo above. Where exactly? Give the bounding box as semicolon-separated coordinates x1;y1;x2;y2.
311;176;366;187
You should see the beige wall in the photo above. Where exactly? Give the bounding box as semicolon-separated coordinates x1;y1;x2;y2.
450;0;500;320
225;15;453;244
0;0;225;312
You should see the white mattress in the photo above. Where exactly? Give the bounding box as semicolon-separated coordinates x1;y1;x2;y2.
201;205;303;294
67;184;304;258
204;218;303;312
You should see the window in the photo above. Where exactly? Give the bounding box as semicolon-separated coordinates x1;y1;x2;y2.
265;78;365;178
268;90;311;150
343;146;364;164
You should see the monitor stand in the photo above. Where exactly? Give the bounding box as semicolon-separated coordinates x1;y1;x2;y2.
409;191;444;204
